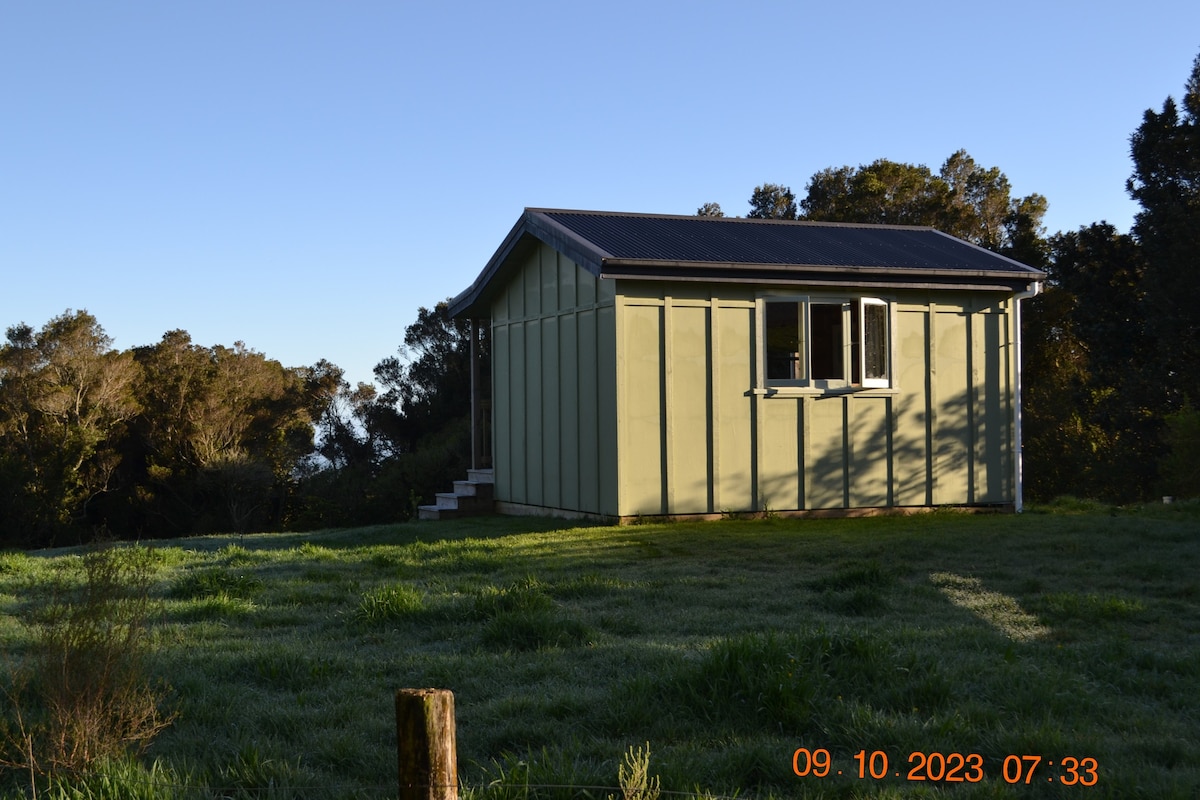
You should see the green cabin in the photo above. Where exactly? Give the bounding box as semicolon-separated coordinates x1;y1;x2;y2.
446;208;1045;521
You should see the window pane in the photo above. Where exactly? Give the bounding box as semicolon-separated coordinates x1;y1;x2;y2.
765;302;802;380
863;302;889;382
850;301;861;385
810;303;843;380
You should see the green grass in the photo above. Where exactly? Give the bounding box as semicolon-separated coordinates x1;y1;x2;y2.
1;504;1199;798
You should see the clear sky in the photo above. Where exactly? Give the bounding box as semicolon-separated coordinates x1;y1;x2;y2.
3;1;1198;390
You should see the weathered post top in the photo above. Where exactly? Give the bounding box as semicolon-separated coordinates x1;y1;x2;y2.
396;688;457;800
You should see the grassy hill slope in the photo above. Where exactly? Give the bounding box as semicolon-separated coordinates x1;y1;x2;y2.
2;502;1198;798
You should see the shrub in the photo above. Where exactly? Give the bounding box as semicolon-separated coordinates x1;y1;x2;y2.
1162;400;1200;499
0;546;175;787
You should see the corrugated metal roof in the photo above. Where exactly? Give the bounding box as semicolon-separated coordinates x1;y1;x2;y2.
450;209;1046;317
538;209;1036;273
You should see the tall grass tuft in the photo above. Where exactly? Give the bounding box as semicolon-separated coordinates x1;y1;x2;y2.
169;567;265;601
610;629;953;739
352;584;424;626
474;577;595;651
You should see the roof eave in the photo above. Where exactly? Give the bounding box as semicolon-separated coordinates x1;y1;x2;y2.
449;209;610;318
599;258;1046;291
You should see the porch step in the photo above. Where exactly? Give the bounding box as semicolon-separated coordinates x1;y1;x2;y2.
417;469;496;521
451;480;494;499
466;468;495;484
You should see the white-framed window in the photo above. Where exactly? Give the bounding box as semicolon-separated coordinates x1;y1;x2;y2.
761;295;893;391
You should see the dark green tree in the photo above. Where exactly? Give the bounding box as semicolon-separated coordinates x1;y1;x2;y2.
696;202;725;217
295;302;487;527
1023;224;1154;501
375;303;488;505
127;331;322;535
799;151;1047;253
802;159;948;229
1161;401;1200;498
747;184;798;219
1127;52;1200;400
0;311;140;544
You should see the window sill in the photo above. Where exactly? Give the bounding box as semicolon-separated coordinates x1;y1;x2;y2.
751;386;900;398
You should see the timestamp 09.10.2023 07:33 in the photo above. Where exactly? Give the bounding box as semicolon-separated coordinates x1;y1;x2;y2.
792;747;1099;786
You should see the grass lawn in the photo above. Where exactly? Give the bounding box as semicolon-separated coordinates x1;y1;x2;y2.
1;501;1199;798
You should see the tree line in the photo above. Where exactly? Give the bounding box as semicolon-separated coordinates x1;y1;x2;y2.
698;52;1200;505
3;54;1198;547
0;306;482;548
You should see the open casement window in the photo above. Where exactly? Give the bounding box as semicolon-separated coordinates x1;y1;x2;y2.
763;296;892;390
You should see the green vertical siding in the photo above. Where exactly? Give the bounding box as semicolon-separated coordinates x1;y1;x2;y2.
618;304;665;514
849;396;891;507
492;324;511;501
615;285;1017;515
893;307;932;506
804;397;847;509
973;309;1013;502
596;304;618;516
577;308;600;512
617;290;759;516
559;314;580;510
488;243;617;515
714;305;755;510
668;304;712;512
541;316;560;509
509;323;526;502
759;395;801;510
490;247;1017;517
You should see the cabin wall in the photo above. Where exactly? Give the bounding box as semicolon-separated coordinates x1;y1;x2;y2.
490;243;618;516
615;283;1016;516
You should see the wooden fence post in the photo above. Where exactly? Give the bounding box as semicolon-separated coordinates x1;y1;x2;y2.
396;688;458;800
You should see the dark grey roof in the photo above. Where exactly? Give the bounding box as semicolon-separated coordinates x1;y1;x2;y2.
450;208;1046;317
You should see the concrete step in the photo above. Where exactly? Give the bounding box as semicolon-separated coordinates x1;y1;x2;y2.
435;492;494;511
419;469;497;521
452;480;494;499
418;504;477;521
467;468;495;484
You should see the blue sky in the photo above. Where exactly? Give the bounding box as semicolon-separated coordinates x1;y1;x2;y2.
3;1;1198;390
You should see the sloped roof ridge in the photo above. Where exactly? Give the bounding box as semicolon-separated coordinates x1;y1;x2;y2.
449;207;1045;318
526;207;940;232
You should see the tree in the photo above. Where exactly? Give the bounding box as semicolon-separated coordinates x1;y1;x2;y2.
128;331;322;535
940;150;1015;250
695;202;725;217
370;302;486;511
0;311;140;543
1047;224;1148;386
371;302;481;454
799;151;1047;254
1127;51;1200;399
1161;400;1200;498
1002;192;1051;267
747;184;798;219
1023;224;1154;501
802;160;947;228
292;301;486;529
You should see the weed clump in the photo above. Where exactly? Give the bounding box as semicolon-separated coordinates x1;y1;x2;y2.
611;742;659;800
0;545;175;789
473;577;595;651
169;567;264;600
353;584;424;626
